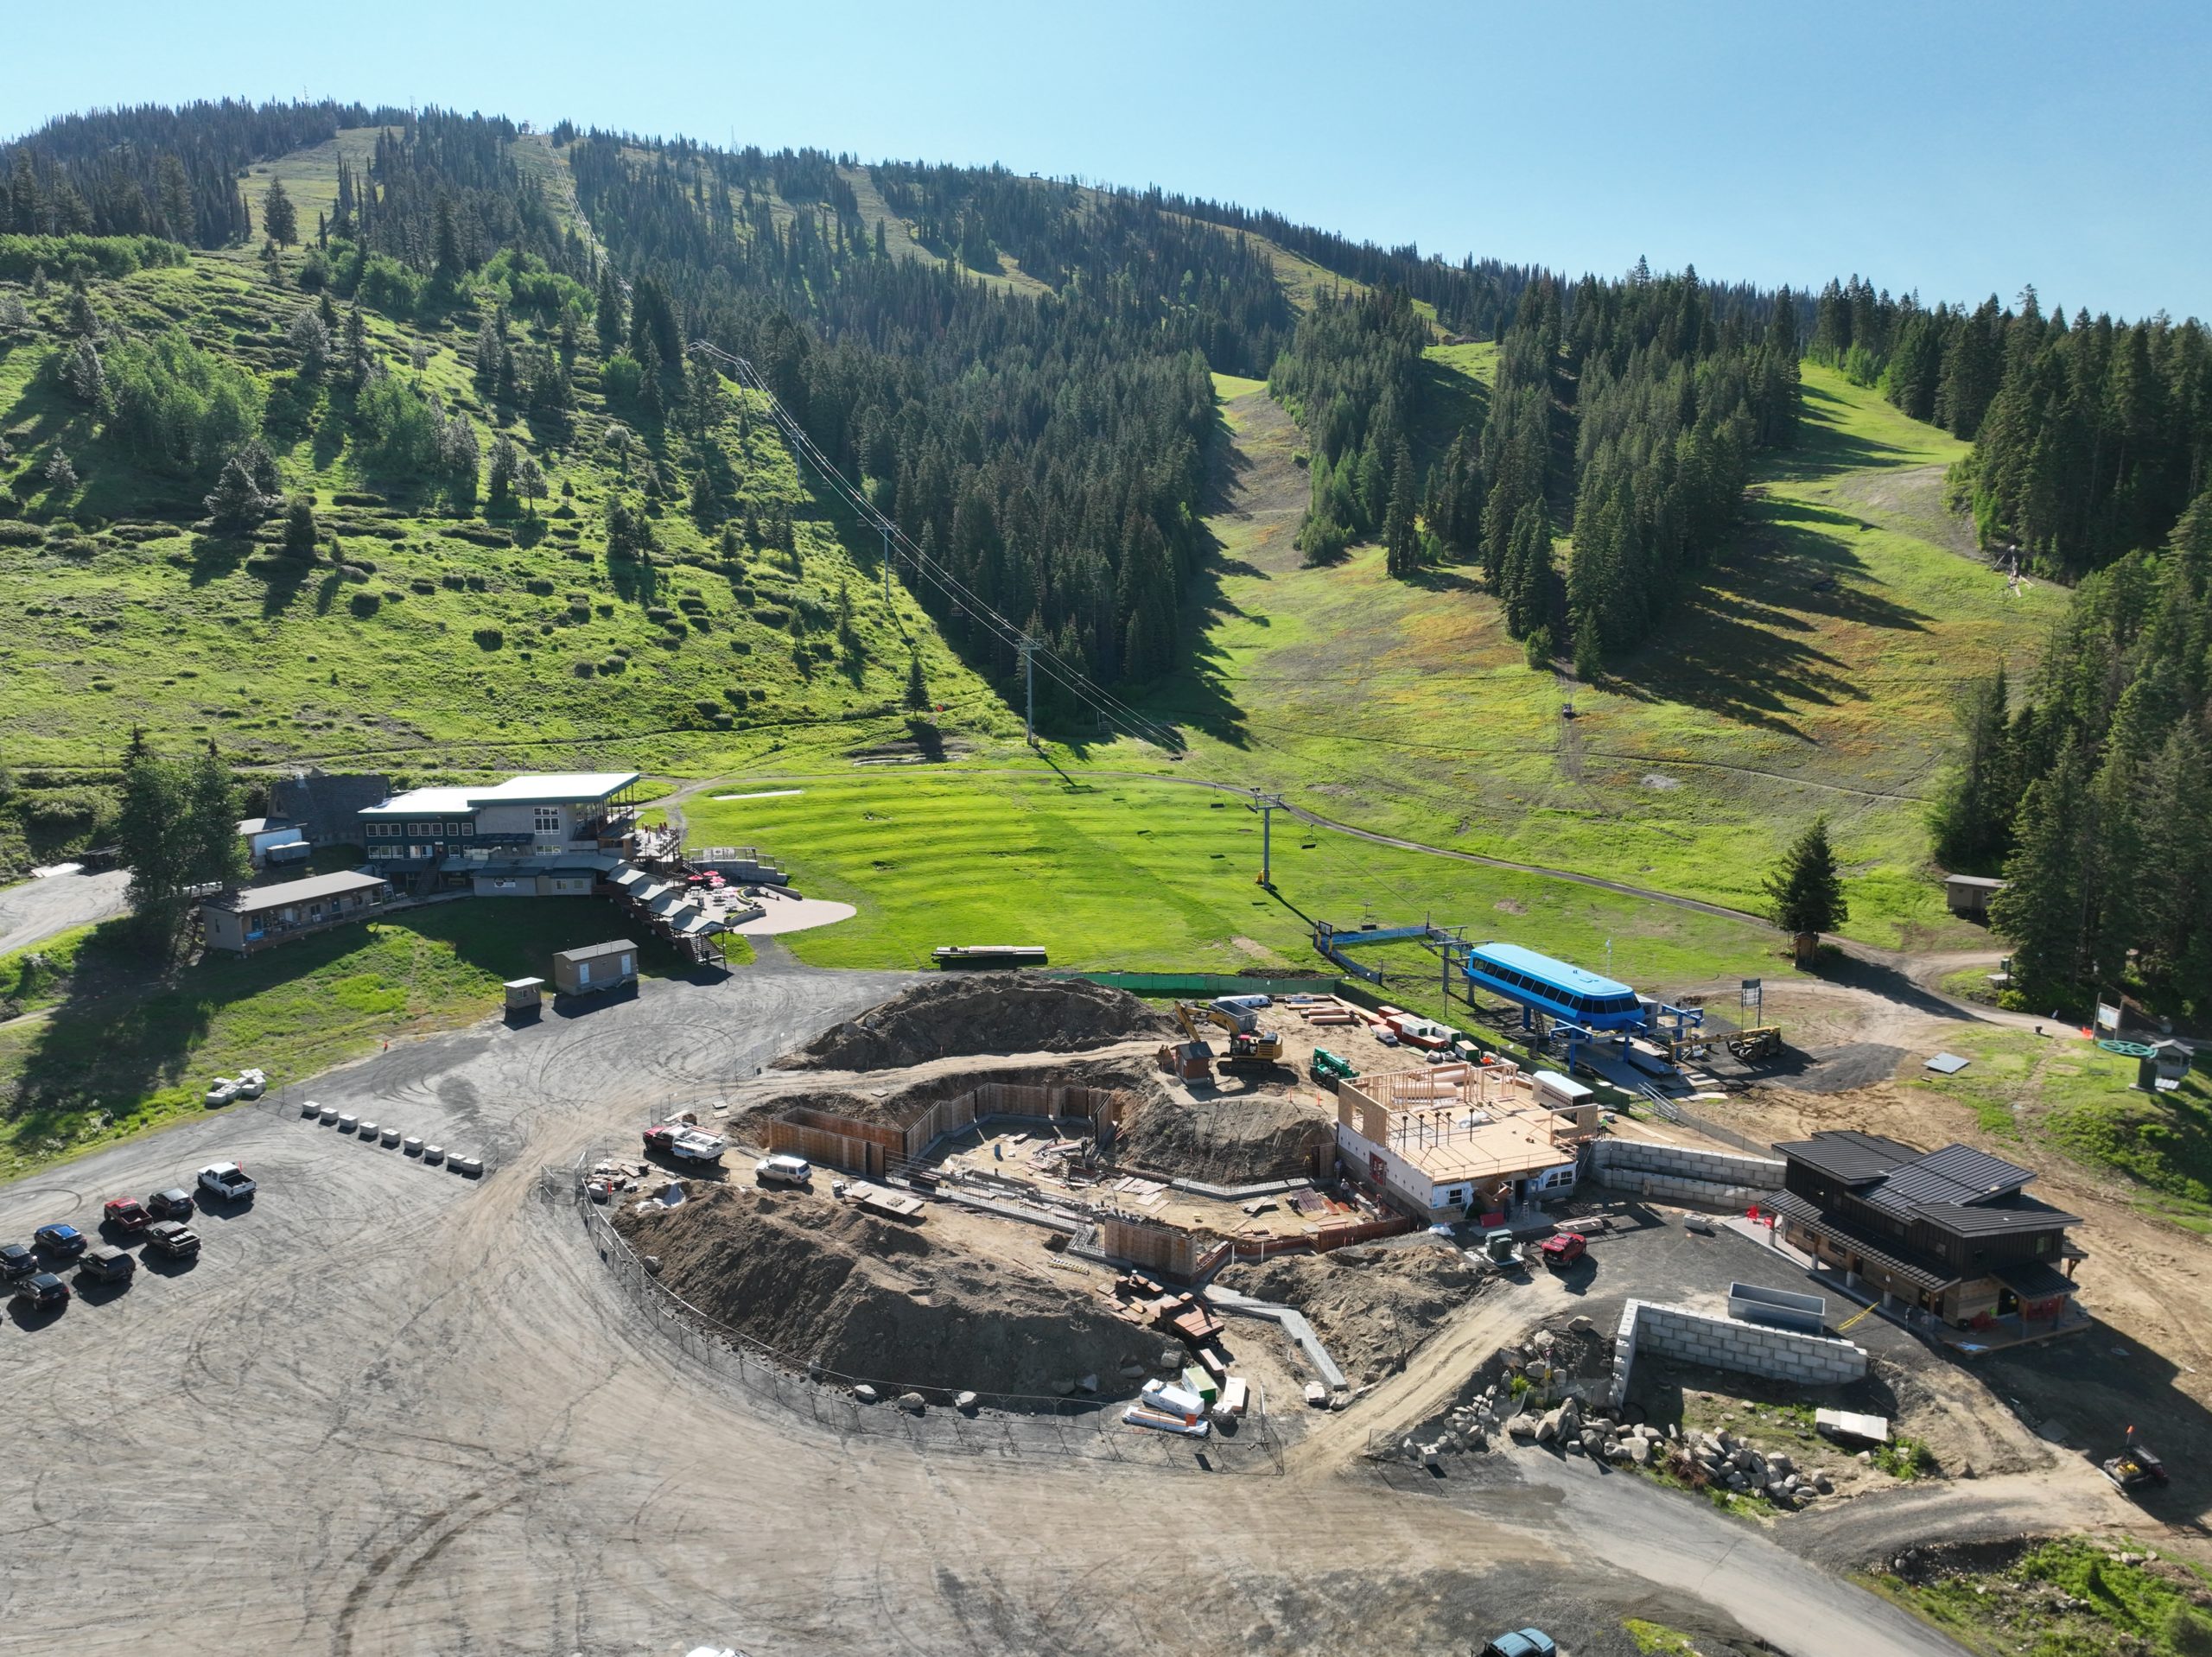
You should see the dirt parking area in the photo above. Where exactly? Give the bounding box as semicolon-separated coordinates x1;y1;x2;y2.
0;955;2025;1657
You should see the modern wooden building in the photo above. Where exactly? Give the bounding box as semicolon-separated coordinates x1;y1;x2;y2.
200;871;391;955
1765;1130;2085;1334
357;772;643;894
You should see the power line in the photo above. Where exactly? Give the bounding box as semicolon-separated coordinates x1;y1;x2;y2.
688;340;1184;753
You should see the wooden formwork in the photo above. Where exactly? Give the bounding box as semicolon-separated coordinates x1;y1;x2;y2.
898;1082;1128;1161
765;1108;902;1178
1099;1213;1225;1281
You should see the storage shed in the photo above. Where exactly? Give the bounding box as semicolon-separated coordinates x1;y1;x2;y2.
551;939;639;997
1943;873;2005;917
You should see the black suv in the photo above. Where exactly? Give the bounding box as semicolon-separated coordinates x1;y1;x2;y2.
77;1246;135;1287
33;1222;87;1260
0;1241;35;1280
147;1188;195;1222
13;1273;67;1314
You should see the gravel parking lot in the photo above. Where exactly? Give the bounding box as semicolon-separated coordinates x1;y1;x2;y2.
0;958;1984;1657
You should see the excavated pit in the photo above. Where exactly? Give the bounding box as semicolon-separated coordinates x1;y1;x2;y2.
613;1181;1149;1402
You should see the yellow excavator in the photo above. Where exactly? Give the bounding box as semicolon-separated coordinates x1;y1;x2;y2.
1173;1001;1283;1071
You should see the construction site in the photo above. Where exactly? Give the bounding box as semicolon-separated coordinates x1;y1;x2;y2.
596;973;1596;1424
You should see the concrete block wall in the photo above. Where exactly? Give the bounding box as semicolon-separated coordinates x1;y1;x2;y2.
1609;1298;1866;1404
1589;1139;1783;1205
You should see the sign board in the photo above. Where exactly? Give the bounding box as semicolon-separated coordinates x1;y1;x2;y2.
2096;1001;2121;1032
1740;978;1764;1015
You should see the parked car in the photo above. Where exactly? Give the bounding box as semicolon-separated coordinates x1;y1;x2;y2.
644;1124;727;1165
203;1077;240;1108
234;1068;267;1099
147;1188;194;1221
34;1222;87;1260
755;1153;813;1187
77;1245;135;1286
13;1272;68;1315
1537;1232;1586;1268
1480;1632;1557;1657
0;1241;37;1280
197;1162;256;1203
144;1221;201;1260
101;1197;151;1235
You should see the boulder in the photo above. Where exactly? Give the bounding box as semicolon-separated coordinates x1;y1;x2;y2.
1119;1362;1147;1380
1535;1406;1567;1444
896;1392;927;1414
1768;1452;1796;1477
1628;1438;1654;1467
1507;1413;1540;1440
1567;1315;1596;1334
641;1254;662;1275
1579;1427;1606;1457
853;1384;879;1404
955;1391;979;1413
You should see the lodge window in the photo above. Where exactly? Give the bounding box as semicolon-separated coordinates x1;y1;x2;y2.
534;807;561;835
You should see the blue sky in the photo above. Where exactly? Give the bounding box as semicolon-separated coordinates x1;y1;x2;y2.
5;0;2205;320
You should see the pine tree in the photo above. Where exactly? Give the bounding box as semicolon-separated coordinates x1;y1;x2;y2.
1382;441;1419;576
1929;663;2014;870
203;454;270;530
1503;498;1552;638
43;447;77;492
61;336;104;404
281;495;317;556
906;651;929;708
433;194;463;277
116;732;191;950
261;178;296;246
487;433;518;508
1990;736;2094;1002
1766;816;1849;961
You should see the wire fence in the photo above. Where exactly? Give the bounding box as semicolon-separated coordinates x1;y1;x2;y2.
1633;1089;1777;1159
558;1153;1283;1476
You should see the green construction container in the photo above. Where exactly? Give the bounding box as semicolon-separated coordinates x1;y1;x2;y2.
1182;1365;1220;1405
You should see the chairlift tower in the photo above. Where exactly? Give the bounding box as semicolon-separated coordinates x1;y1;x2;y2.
1016;635;1039;746
1249;791;1285;887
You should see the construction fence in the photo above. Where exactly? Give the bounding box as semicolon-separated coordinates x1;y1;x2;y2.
559;1154;1282;1476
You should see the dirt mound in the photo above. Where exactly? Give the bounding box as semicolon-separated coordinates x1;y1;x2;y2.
779;973;1173;1071
1219;1243;1483;1385
1112;1088;1332;1184
613;1183;1143;1400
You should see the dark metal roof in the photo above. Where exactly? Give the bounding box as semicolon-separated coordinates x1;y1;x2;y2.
1766;1190;1958;1292
1915;1195;2084;1235
1775;1130;1920;1184
1994;1259;2079;1298
205;870;386;914
1914;1143;2035;1197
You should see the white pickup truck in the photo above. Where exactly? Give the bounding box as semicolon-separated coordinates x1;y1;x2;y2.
643;1124;727;1164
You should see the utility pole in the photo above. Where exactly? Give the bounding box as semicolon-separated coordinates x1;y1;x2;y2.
1249;791;1284;887
1017;636;1038;746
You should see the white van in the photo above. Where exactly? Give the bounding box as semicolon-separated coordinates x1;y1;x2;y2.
755;1153;813;1187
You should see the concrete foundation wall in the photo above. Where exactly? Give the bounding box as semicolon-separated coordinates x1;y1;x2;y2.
1611;1297;1866;1404
1589;1138;1782;1205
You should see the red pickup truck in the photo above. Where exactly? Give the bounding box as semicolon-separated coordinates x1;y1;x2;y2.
1537;1232;1587;1268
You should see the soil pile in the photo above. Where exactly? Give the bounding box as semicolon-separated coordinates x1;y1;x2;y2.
613;1183;1141;1400
779;973;1173;1071
1112;1089;1332;1184
1219;1243;1482;1384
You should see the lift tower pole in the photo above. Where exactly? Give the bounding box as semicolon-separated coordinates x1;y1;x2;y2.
881;523;892;606
1016;636;1039;746
1250;791;1285;887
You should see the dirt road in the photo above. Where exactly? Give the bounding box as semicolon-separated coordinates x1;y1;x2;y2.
0;955;1999;1657
0;867;130;956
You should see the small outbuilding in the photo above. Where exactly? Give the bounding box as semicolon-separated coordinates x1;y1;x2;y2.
1943;873;2005;918
551;939;639;997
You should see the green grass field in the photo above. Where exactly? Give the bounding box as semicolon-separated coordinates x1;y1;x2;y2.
1909;1025;2212;1228
0;901;698;1178
1864;1535;2212;1657
681;768;1780;987
1094;360;2056;951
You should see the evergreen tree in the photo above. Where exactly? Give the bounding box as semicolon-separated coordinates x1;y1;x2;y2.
116;730;190;949
281;495;317;556
1382;441;1419;576
1928;663;2015;870
1990;737;2094;1001
288;305;331;378
433;194;463;277
43;447;77;491
203;454;270;530
906;651;929;708
261;178;296;246
487;432;518;508
61;336;104;404
1502;498;1553;638
1766;816;1849;955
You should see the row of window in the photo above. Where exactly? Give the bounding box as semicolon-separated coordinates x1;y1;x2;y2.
364;809;565;839
1471;960;1639;1019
